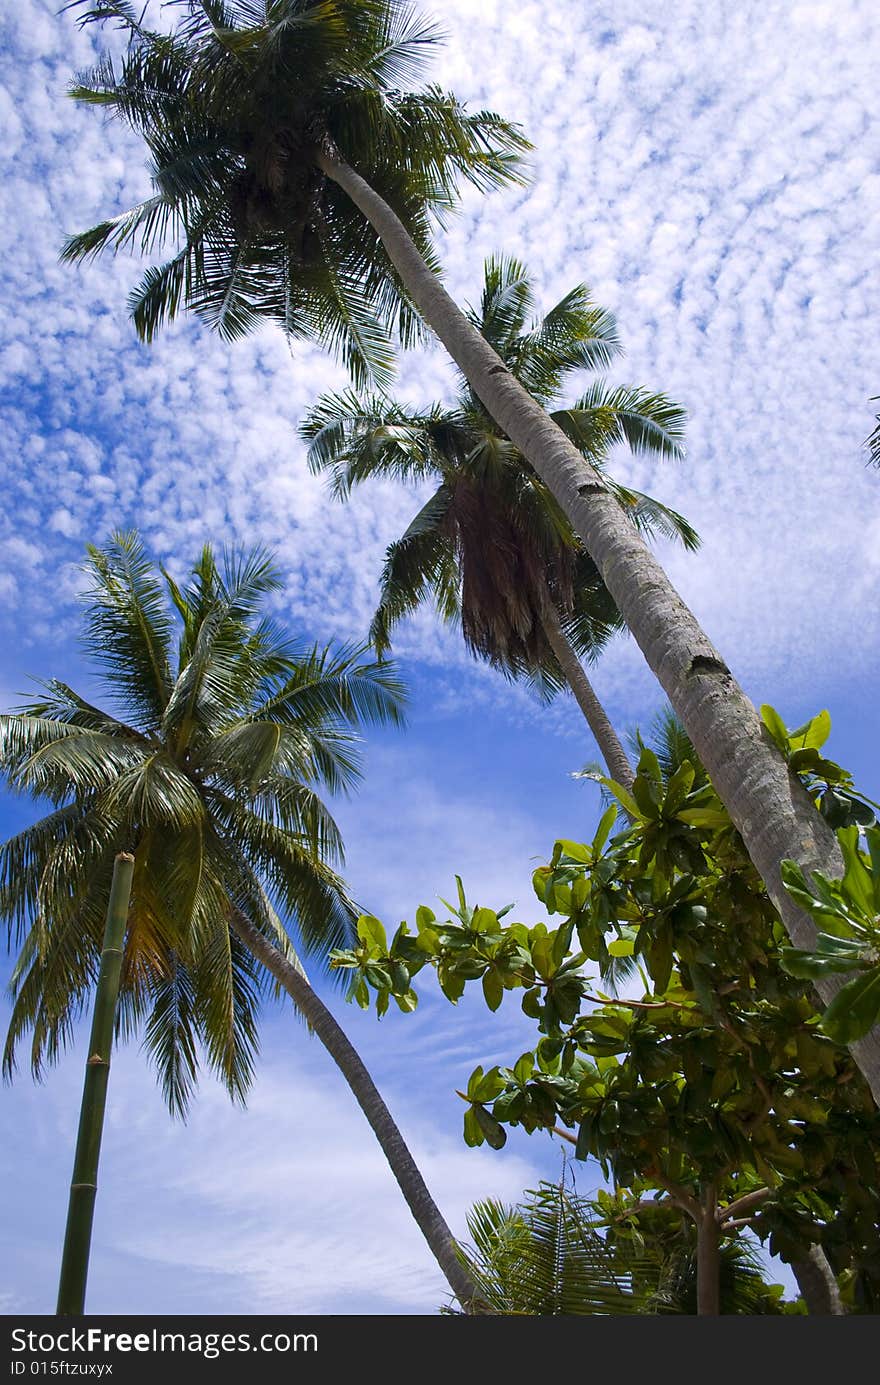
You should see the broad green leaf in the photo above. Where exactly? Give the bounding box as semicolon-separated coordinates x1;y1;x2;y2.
357;914;387;952
473;1066;507;1102
778;947;858;980
575;1115;593;1161
472;905;499;933
513;1052;534;1085
439;969;465;1004
555;839;592;864
521;988;543;1019
664;760;695;815
607;937;635;957
788;747;821;775
631;773;662;820
821;968;880;1044
416;904;436;930
551;920;575;967
792;709;831;750
465;1065;485;1101
677;806;730;828
463;1106;484;1148
532;866;552;901
531;933;556;980
604;779;643;821
838;826;875;919
473;1104;507;1150
760;704;790;752
592;806;618;856
416;925;441;954
647;930;673;993
393;988;418;1013
390;959;410;993
638;748;663;785
482;969;503;1012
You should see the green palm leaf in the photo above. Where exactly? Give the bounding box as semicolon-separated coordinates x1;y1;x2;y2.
0;533;404;1114
61;0;530;384
305;257;694;699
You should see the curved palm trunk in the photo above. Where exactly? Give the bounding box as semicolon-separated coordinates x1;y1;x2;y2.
539;605;634;788
317;149;880;1105
790;1245;845;1315
227;908;479;1311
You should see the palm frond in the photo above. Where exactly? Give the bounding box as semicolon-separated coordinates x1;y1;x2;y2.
607;485;700;552
457;1181;648;1315
83;531;175;730
141;954;201;1118
564;383;687;460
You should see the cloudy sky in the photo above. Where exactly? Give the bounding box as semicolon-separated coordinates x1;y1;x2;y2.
1;0;878;1316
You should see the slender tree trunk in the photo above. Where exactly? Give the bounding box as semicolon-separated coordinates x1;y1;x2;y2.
57;853;134;1316
539;604;634;788
696;1182;720;1316
790;1246;846;1315
318;149;880;1104
227;908;480;1312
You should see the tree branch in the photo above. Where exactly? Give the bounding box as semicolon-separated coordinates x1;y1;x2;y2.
717;1186;771;1225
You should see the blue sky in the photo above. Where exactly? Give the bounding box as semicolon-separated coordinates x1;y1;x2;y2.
1;0;879;1314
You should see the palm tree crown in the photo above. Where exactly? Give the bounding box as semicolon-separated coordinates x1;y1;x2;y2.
61;0;529;384
302;256;697;695
0;532;405;1115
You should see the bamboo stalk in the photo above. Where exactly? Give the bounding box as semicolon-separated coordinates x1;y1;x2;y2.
56;852;134;1316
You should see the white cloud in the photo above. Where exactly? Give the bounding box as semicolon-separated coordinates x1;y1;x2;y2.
0;0;877;1319
0;0;877;700
0;1026;546;1315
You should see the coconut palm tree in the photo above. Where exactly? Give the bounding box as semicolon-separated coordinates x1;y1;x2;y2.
60;0;878;1100
0;531;478;1308
302;257;697;787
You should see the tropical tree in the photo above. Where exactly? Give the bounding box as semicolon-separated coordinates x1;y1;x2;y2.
302;256;696;787
330;709;880;1313
0;532;478;1308
58;1;877;1095
456;1180;788;1315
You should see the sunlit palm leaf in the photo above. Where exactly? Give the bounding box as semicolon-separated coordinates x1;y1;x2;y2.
0;533;404;1114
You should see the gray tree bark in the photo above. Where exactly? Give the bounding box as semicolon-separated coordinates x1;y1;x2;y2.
318;148;880;1106
539;604;634;788
790;1245;846;1315
228;908;480;1312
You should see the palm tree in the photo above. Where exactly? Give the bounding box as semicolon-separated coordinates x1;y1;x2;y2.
866;398;880;469
0;532;478;1308
60;1;878;1101
302;257;696;787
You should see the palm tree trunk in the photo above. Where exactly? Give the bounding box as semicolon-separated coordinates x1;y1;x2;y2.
227;908;480;1312
539;605;634;788
790;1246;845;1315
317;149;880;1105
57;852;134;1316
696;1182;720;1315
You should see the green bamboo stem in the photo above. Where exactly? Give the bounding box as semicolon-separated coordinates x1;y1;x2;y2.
56;852;134;1316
